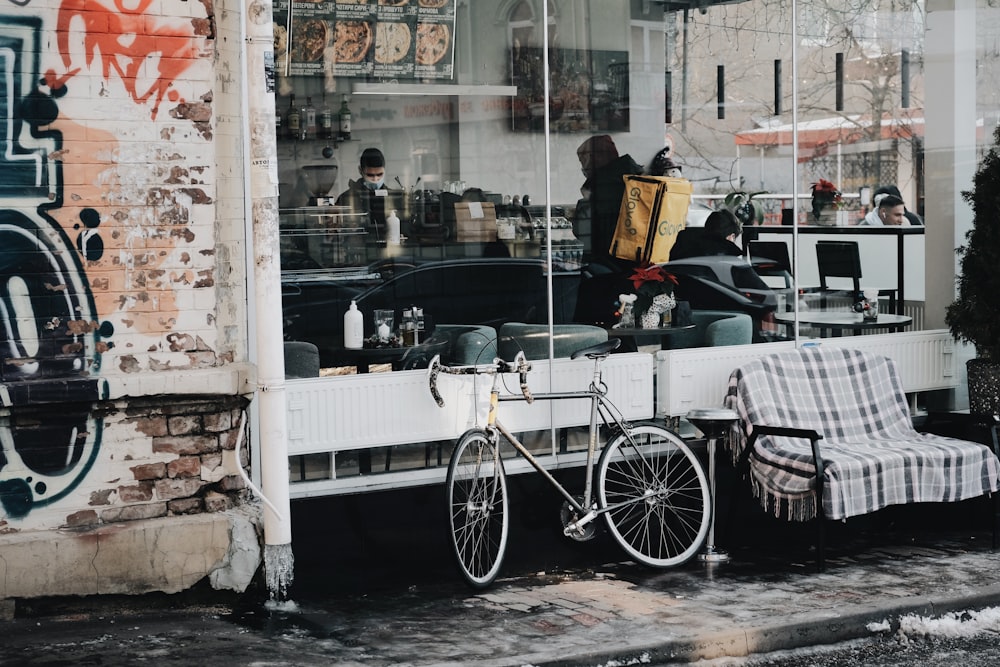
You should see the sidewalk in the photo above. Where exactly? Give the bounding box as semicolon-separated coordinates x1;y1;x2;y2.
4;497;1000;666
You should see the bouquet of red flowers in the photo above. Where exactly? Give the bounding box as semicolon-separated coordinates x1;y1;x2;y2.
628;263;678;317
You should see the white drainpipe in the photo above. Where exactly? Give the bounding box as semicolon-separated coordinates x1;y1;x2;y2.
240;0;294;598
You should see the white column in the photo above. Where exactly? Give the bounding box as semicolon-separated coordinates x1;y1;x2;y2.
242;0;294;598
923;0;977;330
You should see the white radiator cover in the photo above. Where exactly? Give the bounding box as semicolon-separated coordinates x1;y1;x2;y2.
655;329;957;417
286;352;654;456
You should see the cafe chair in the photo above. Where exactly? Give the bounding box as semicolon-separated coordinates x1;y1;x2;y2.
498;322;608;361
807;240;896;311
748;240;793;290
659;310;753;350
433;324;498;365
283;341;320;378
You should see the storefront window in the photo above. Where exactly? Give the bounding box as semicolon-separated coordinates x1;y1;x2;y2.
275;0;965;374
278;0;1000;487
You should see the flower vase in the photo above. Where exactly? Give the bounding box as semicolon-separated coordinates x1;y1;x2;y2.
640;293;676;329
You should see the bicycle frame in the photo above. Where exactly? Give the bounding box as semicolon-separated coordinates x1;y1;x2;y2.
486;355;632;531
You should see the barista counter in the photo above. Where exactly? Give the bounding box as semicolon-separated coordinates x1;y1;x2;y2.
749;225;925;312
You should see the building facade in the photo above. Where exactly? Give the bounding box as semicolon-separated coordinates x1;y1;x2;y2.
0;0;992;605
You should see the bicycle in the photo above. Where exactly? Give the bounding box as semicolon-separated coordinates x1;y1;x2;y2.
427;338;711;589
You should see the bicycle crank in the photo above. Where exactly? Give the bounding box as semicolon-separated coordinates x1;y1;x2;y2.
560;497;598;542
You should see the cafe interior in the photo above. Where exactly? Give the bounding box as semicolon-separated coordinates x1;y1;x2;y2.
275;0;988;492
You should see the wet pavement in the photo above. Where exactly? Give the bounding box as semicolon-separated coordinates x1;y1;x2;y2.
4;474;1000;666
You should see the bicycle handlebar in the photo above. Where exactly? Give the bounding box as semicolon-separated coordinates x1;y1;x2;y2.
427;353;533;407
428;355;445;407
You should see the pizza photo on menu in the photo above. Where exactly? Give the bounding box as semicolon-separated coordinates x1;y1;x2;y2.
375;22;412;64
291;19;330;63
415;22;450;66
334;20;374;64
418;0;448;7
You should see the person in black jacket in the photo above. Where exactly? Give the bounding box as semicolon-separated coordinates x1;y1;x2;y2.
669;209;743;260
335;147;397;231
575;135;642;269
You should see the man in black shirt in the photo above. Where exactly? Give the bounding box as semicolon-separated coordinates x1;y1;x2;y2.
335;147;395;231
670;209;743;260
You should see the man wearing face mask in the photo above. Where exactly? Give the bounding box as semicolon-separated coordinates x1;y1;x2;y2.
335;147;395;232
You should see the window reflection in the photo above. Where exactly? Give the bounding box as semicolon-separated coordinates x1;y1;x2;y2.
274;0;955;378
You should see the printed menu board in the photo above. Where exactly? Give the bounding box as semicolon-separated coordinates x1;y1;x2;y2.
373;1;417;79
415;0;455;80
273;0;454;80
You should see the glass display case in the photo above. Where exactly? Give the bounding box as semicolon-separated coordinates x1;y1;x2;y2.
279;206;371;278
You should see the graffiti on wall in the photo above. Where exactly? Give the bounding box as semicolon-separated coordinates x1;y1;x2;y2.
0;15;107;519
55;0;210;120
0;0;215;523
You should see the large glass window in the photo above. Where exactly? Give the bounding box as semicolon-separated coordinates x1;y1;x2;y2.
278;0;1000;484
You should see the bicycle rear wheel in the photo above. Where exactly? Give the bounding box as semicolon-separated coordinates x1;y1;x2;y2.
446;429;509;588
597;423;710;567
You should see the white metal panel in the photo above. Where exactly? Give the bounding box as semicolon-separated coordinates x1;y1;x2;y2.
656;330;958;417
286;352;653;456
819;330;957;392
656;341;794;417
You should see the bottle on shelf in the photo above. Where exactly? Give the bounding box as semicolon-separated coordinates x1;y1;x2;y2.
400;308;416;347
386;209;401;245
413;307;424;345
344;300;364;349
319;94;334;141
338;95;352;141
286;94;300;141
274;99;282;139
302;96;317;140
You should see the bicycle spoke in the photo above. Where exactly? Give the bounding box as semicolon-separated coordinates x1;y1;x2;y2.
598;424;710;567
447;432;508;588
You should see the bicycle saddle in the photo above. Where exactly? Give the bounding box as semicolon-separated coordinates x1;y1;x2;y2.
570;338;621;360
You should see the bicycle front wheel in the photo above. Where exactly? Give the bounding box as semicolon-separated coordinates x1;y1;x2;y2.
598;423;710;568
446;429;509;588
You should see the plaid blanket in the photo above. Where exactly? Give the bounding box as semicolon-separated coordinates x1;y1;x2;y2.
724;347;1000;521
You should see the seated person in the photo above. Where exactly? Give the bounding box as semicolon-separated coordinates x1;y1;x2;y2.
670;209;743;260
860;193;909;226
335;147;396;231
866;185;923;226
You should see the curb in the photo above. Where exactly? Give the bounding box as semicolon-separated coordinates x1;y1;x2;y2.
517;585;1000;666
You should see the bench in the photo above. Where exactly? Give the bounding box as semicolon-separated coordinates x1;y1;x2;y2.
722;346;1000;567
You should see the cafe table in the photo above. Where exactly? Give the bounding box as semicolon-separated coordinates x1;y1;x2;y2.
773;311;912;337
331;338;450;373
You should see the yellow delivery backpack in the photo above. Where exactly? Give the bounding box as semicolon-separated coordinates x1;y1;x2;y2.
609;175;692;264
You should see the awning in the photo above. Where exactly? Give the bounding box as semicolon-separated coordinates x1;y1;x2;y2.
735;113;925;150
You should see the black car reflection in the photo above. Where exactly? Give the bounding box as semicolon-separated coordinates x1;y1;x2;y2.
282;257;582;367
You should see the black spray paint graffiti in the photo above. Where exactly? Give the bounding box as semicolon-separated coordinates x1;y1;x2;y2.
0;15;111;520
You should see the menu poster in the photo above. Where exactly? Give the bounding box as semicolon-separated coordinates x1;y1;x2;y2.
330;1;376;77
415;0;456;80
273;0;454;80
373;1;417;79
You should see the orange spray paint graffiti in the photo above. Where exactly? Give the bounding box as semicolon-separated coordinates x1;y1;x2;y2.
56;0;208;119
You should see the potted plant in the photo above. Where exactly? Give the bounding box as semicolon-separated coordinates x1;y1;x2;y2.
945;124;1000;416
